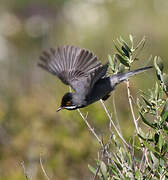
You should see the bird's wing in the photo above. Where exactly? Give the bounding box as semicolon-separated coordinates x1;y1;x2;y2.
38;45;108;95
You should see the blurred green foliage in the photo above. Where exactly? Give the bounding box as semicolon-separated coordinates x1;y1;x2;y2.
0;0;168;179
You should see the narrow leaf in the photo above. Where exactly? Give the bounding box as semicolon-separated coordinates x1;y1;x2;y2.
143;141;161;157
113;41;124;56
122;46;130;58
88;164;97;175
115;54;130;67
129;34;134;44
161;100;168;123
158;133;163;152
141;96;152;107
100;161;107;179
108;55;114;69
139;112;157;129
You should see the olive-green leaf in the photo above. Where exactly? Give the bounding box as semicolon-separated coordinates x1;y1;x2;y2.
161;100;168;123
143;141;161;157
100;161;107;179
163;74;168;86
156;57;164;72
118;64;125;73
119;37;131;52
122;45;130;58
108;55;114;68
88;164;97;175
113;41;125;56
139;112;156;129
129;34;134;45
115;54;130;67
158;133;163;152
135;169;141;180
141;96;152;107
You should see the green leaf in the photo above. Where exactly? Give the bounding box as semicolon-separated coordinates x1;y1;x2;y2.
110;165;120;177
137;133;153;142
115;54;130;67
141;96;152;107
135;169;141;180
143;141;161;157
163;74;168;87
150;152;159;168
162;143;168;155
120;36;131;53
154;133;159;144
122;45;130;58
112;159;122;171
88;164;97;175
158;133;163;152
108;55;114;68
159;158;165;167
161;100;168;123
156;56;164;72
100;161;107;179
134;36;146;51
154;56;163;82
112;176;121;180
161;111;168;124
129;34;134;45
139;112;157;129
113;41;125;56
155;82;159;100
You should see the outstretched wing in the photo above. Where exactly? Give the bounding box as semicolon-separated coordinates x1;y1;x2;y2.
38;45;108;96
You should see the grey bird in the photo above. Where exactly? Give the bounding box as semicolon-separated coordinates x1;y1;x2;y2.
38;45;152;112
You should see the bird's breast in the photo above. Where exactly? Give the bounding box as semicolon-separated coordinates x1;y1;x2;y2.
87;77;113;104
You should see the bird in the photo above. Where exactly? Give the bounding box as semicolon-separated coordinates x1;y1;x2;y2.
38;45;152;112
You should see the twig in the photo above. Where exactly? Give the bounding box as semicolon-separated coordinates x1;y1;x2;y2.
112;92;122;134
108;155;125;180
77;109;104;148
93;165;100;180
21;161;30;180
77;109;117;168
40;154;50;180
126;80;147;175
126;80;139;134
78;109;125;180
100;99;130;148
139;147;147;172
131;134;136;179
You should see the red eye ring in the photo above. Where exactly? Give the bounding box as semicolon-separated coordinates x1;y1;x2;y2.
66;101;71;106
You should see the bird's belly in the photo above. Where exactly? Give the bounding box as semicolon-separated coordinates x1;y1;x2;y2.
87;77;113;104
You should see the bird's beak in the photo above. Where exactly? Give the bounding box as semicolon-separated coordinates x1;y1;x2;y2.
56;107;63;112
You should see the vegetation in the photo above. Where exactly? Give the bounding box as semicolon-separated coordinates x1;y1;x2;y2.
86;36;168;180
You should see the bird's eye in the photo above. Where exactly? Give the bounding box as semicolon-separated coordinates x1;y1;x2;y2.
66;101;71;106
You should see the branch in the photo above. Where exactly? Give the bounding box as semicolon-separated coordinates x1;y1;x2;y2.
40;154;50;180
126;80;139;134
112;92;122;134
77;109;104;148
21;161;30;180
100;99;130;148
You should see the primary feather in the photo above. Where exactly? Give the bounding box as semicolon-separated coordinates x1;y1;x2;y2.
38;45;108;96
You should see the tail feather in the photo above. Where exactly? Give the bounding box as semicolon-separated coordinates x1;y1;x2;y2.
113;66;152;84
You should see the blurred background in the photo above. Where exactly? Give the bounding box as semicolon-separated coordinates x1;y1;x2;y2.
0;0;168;179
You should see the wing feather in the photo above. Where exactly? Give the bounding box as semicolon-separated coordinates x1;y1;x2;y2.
38;45;108;96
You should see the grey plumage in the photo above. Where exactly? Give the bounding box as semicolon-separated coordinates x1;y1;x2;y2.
38;45;152;111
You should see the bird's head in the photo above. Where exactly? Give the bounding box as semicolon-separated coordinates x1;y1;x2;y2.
57;92;78;112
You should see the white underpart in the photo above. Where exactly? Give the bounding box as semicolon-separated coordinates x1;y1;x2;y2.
65;105;77;109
